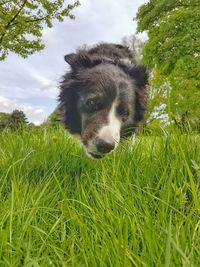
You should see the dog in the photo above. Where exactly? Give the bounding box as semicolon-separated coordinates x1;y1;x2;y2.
59;43;148;158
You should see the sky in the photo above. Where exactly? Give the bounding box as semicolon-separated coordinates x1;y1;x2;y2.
0;0;147;125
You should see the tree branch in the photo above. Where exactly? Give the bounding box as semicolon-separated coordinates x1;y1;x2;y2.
5;0;27;29
0;0;13;6
0;0;27;44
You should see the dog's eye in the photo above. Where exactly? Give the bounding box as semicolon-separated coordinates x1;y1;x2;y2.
86;99;94;107
122;110;129;121
117;106;129;121
86;98;99;112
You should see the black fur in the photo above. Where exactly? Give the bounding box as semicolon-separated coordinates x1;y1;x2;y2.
59;43;148;157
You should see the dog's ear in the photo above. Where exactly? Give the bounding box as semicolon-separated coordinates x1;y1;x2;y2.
64;53;77;65
118;62;148;122
64;53;92;69
129;64;149;88
129;64;148;123
59;76;82;134
119;60;148;89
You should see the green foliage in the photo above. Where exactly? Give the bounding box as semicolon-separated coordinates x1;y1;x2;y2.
43;106;61;128
0;110;32;130
7;109;28;130
0;111;9;129
0;0;80;60
137;0;200;77
0;127;199;266
136;0;200;127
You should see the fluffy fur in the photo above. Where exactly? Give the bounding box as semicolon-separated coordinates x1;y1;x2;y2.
59;43;148;158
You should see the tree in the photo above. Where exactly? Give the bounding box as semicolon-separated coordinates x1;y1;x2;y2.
44;107;61;128
0;112;9;129
7;109;28;129
0;0;80;60
121;34;144;61
136;0;200;128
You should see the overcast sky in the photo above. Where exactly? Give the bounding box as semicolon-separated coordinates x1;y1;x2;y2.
0;0;147;125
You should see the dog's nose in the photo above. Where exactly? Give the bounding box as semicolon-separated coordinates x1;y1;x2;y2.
96;138;115;154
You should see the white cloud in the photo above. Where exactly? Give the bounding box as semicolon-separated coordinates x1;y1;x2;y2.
33;120;41;126
0;96;48;124
35;108;44;114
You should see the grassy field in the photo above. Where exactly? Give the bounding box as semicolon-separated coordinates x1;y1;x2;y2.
0;126;199;267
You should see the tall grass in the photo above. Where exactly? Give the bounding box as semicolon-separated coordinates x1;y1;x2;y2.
0;126;199;266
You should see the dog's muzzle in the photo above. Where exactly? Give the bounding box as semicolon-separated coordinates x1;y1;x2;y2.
87;137;116;159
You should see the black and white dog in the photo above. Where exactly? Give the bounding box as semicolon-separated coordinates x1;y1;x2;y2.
59;43;148;158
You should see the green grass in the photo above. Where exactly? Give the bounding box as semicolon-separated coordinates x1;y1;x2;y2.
0;126;199;266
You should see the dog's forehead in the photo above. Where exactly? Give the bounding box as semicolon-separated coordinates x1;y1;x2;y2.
78;68;118;100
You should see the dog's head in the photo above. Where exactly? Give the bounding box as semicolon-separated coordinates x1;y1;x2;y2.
59;44;148;158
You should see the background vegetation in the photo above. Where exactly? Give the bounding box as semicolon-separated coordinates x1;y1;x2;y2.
0;0;80;60
136;0;200;131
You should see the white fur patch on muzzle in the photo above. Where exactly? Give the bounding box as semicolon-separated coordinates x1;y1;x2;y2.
97;100;121;148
